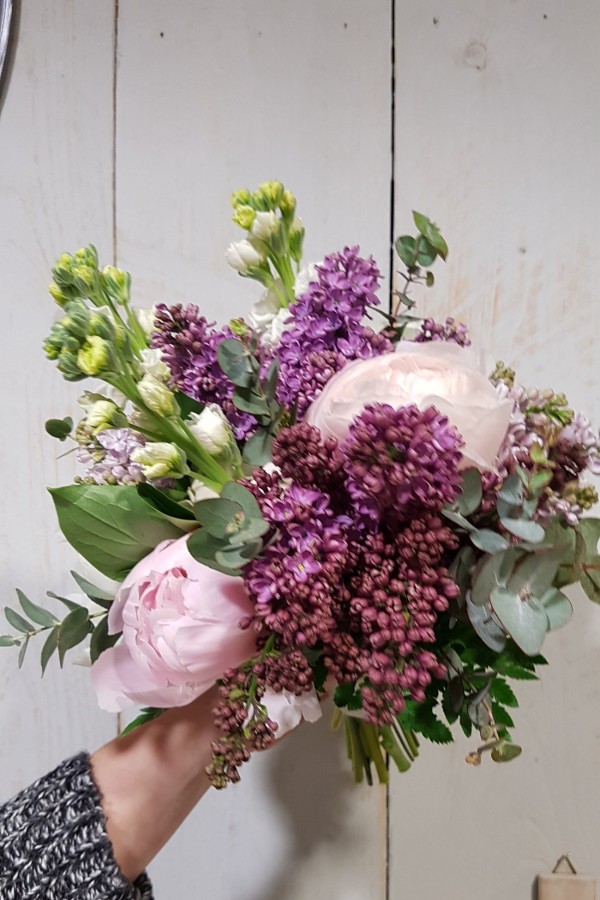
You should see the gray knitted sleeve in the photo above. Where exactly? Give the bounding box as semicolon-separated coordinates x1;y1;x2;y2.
0;753;154;899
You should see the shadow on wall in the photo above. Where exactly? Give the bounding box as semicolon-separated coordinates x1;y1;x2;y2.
245;703;359;900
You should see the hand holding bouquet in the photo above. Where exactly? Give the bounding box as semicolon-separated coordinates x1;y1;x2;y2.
3;182;599;787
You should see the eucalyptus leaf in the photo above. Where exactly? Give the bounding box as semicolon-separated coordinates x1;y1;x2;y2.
215;540;262;570
18;635;30;669
466;595;507;652
540;588;573;630
221;482;264;520
263;357;280;399
489;587;548;656
47;592;84;612
45;417;73;441
90;615;120;664
58;607;92;666
0;635;20;647
194;498;244;538
49;484;185;582
581;567;600;603
233;387;270;416
415;236;437;267
500;517;545;543
395;235;417;268
70;571;114;606
529;469;553;496
578;519;600;555
216;339;253;387
412;212;448;259
5;607;34;633
507;545;566;598
441;508;475;532
242;428;273;468
471;529;510;553
227;517;270;546
457;468;483;517
41;627;59;674
498;474;524;507
447;677;464;715
16;590;58;628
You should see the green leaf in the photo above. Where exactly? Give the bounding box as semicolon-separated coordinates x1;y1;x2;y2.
69;571;114;607
490;587;548;656
490;678;518;708
217;339;254;387
90;615;120;664
334;682;363;711
136;482;196;521
466;595;507;652
412;211;448;259
49;484;185;582
263;356;280;400
186;529;241;576
174;391;203;419
0;635;20;647
57;607;92;666
5;607;34;633
500;517;545;543
45;417;73;441
215;540;262;570
120;707;164;736
425;271;435;287
194;498;244;538
507;545;566;598
415;236;437;267
395;235;417;268
41;627;59;675
221;482;263;519
227;517;270;547
540;588;573;630
447;677;464;715
457;468;483;517
471;529;510;553
498;474;524;507
491;702;515;729
242;428;274;468
233;386;270;416
441;508;475;531
16;590;58;628
578;519;600;555
17;634;30;669
529;469;553;496
47;592;85;612
491;741;522;763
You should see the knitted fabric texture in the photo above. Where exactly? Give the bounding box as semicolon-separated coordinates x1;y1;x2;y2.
0;753;153;900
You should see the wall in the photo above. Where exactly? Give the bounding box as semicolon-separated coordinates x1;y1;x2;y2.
0;2;598;898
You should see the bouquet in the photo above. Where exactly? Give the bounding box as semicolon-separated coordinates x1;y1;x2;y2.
3;181;599;788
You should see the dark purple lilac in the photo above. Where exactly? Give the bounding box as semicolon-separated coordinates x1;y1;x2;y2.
414;316;471;347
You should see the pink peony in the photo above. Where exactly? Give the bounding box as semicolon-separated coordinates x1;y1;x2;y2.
305;341;512;470
91;534;257;712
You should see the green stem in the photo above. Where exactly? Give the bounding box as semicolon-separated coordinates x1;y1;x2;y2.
344;716;367;784
380;726;412;774
391;722;415;761
359;722;389;784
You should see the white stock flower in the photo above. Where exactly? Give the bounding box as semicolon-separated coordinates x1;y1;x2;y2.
263;686;323;738
131;442;186;480
138;374;177;416
261;306;292;349
225;239;265;274
188;404;232;456
294;262;320;297
135;306;157;337
140;348;170;381
247;284;283;334
250;210;279;241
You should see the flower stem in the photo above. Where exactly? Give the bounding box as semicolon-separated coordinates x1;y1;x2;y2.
380;726;411;774
359;722;389;784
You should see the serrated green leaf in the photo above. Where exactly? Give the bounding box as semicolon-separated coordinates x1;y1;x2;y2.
16;590;58;628
334;682;363;711
490;678;519;708
491;702;515;729
41;627;59;675
5;607;34;633
58;607;92;666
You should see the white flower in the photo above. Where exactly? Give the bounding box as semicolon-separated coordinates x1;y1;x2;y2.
251;210;279;241
187;480;220;504
262;686;323;738
131;442;186;481
135;306;157;337
188;404;232;455
247;285;283;334
138;374;177;416
294;262;320;297
225;239;265;274
261;306;293;349
140;348;170;381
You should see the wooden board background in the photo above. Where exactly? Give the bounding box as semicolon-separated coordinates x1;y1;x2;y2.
0;2;598;897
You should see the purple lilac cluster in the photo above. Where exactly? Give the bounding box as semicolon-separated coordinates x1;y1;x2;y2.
276;247;393;417
492;383;600;525
240;413;462;727
151;303;255;440
77;428;146;485
414;316;471;346
343;404;464;528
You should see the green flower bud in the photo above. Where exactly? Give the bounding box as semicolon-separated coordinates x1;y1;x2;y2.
72;263;97;295
231;188;251;208
88;312;115;341
279;188;296;221
137;373;178;416
257;180;284;209
82;398;120;434
58;348;84;379
130;442;187;481
289;216;305;263
62;299;90;339
74;245;98;267
49;282;70;307
63;334;82;354
77;335;111;376
232;205;257;230
577;485;599;510
52;253;77;287
102;265;131;304
228;318;250;338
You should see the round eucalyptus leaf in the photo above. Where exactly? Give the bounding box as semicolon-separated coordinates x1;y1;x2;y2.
489;586;548;656
500;517;545;543
471;529;509;554
540;588;573;630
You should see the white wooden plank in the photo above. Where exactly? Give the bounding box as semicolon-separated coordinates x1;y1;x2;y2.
391;2;600;897
116;2;392;896
0;0;116;798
